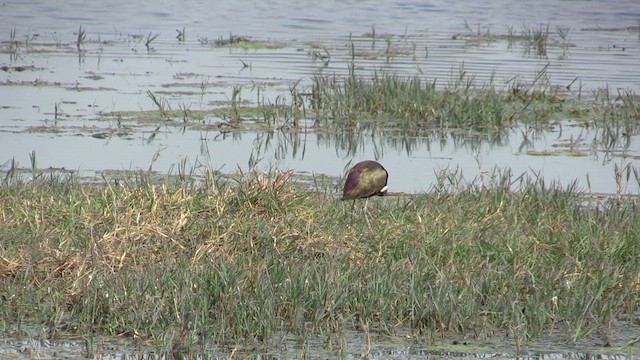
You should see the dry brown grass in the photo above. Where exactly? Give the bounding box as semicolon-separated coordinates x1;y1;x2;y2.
0;169;638;352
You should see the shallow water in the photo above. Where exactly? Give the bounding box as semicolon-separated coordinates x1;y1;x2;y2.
2;323;640;359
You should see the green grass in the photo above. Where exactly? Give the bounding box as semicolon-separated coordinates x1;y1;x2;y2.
306;66;640;131
0;169;638;353
95;69;640;151
209;33;285;49
309;67;512;129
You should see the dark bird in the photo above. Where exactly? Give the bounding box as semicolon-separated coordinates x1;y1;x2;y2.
341;160;388;212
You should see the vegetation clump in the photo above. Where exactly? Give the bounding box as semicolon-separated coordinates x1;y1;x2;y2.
308;66;640;132
0;169;638;352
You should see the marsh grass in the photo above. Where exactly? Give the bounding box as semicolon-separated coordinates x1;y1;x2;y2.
76;26;86;51
460;22;555;57
305;66;640;134
203;33;285;50
104;67;639;143
0;168;638;352
308;66;511;130
522;23;550;56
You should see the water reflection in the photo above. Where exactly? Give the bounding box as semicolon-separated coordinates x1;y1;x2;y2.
0;331;635;359
246;124;584;163
0;113;637;195
221;122;639;195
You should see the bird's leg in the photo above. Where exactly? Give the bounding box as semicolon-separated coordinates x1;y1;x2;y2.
348;200;355;222
363;198;372;230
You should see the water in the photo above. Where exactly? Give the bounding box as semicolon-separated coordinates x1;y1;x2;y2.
2;326;639;359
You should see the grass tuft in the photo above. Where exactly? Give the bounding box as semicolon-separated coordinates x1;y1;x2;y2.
0;168;638;350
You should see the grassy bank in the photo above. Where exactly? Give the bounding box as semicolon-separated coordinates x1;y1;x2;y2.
0;169;638;352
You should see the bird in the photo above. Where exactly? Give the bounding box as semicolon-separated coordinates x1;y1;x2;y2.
341;160;388;215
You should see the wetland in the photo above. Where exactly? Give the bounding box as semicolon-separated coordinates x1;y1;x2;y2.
1;0;640;358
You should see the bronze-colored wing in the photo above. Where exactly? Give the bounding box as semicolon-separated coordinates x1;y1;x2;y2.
342;161;388;200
